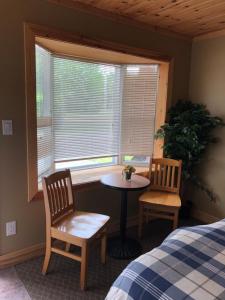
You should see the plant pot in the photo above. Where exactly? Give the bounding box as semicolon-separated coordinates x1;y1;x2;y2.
124;172;132;180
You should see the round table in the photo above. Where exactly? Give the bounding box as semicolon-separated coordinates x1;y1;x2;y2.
100;173;150;259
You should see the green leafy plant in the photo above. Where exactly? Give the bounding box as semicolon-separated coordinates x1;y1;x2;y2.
155;100;224;201
122;165;136;180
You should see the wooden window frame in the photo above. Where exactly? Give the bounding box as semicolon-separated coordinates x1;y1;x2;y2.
24;22;171;202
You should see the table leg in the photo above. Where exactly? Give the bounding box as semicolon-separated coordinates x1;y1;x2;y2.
108;191;142;259
120;190;127;243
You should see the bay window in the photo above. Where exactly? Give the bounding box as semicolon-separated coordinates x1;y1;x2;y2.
24;23;169;201
36;45;159;181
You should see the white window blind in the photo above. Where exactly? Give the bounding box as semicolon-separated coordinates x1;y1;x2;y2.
52;57;121;162
36;45;54;179
36;45;160;177
121;65;159;156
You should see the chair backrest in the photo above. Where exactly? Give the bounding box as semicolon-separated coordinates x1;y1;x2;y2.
149;158;182;194
42;169;74;226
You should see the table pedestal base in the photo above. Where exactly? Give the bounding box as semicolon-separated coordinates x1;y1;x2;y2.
108;237;142;259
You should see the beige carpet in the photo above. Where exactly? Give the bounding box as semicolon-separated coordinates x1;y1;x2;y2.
0;267;30;300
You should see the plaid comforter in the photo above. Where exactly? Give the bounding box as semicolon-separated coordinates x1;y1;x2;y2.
106;220;225;300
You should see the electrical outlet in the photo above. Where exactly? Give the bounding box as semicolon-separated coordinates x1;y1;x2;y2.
2;120;13;135
6;221;16;236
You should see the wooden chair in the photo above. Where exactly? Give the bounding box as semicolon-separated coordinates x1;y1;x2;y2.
138;158;182;238
42;169;110;290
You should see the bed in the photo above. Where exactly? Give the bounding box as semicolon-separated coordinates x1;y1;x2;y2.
106;219;225;300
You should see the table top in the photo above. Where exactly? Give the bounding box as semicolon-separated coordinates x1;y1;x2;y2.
100;173;150;191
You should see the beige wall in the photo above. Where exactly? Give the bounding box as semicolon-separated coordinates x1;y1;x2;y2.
0;0;191;255
189;36;225;218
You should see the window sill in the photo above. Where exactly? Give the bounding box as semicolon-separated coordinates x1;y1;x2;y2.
33;165;149;201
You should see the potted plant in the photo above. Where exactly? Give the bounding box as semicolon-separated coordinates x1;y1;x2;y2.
155;100;224;215
122;165;136;180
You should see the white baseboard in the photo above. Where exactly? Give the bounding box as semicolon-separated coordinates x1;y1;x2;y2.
191;208;220;224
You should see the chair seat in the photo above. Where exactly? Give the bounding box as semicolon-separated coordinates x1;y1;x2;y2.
139;191;181;208
52;211;110;240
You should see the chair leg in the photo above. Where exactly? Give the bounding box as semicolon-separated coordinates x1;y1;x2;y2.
173;210;179;230
42;235;51;275
80;242;88;290
101;231;107;264
65;243;70;252
138;204;144;239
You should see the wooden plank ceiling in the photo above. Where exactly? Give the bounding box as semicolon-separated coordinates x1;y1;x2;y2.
54;0;225;38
